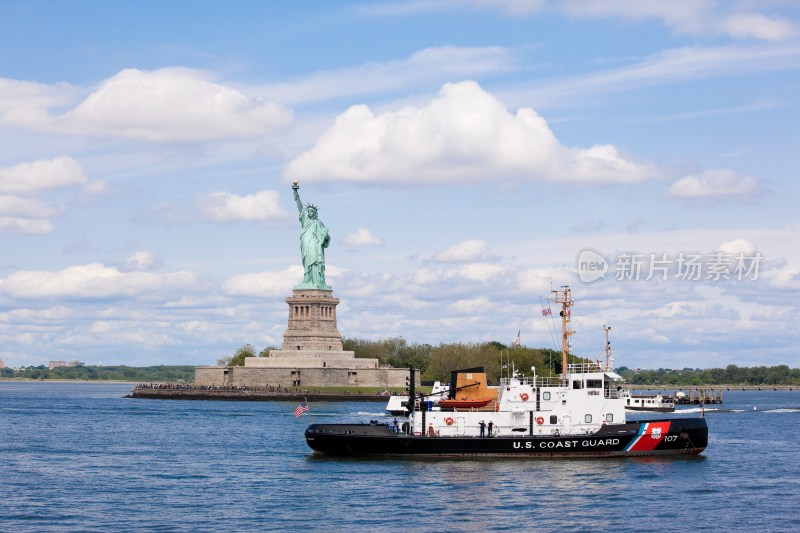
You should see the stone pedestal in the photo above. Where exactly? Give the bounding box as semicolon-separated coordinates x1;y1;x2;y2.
200;285;416;387
245;288;373;369
280;289;344;352
199;288;416;389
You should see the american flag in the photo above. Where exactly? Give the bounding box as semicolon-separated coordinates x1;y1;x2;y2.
541;308;552;316
293;401;309;418
513;330;520;347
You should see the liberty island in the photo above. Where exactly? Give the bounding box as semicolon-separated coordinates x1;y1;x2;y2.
193;182;412;391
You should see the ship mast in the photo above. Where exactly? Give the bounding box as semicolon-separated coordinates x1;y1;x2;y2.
603;325;613;371
552;285;573;386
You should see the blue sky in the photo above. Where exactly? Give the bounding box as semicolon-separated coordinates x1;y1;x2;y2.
1;0;798;369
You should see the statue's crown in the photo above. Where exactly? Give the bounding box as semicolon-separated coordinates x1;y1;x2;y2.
306;203;319;211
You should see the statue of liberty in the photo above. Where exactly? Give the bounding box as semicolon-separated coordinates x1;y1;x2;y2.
292;182;331;290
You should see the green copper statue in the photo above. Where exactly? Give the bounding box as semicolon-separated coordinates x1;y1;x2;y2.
292;182;331;290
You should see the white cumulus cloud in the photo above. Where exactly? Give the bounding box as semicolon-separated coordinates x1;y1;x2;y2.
0;195;60;218
667;169;761;201
0;157;88;195
0;78;77;126
341;228;383;247
124;251;158;272
0;157;102;234
197;190;290;223
0;264;196;300
223;266;303;298
285;81;653;185
447;296;493;315
0;190;61;235
449;263;508;282
411;268;441;285
2;68;292;143
516;267;562;294
433;239;489;262
717;238;757;256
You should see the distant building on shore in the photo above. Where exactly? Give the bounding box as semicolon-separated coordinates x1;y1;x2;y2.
48;360;84;369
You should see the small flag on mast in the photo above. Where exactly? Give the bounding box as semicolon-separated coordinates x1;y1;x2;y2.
513;330;520;347
293;401;309;418
541;308;552;316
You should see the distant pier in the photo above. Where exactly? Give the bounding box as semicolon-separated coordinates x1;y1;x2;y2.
675;388;724;405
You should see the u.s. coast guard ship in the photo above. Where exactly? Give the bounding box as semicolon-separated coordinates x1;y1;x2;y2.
305;286;708;457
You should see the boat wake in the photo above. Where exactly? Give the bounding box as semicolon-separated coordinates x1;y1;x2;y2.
677;406;800;414
675;407;722;414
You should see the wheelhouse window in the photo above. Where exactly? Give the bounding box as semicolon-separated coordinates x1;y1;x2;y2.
572;380;583;389
586;379;602;388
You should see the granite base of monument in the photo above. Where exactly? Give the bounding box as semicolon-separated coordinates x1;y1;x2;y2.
194;289;413;389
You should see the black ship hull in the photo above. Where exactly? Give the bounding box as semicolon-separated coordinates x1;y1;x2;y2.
305;418;707;457
625;406;675;413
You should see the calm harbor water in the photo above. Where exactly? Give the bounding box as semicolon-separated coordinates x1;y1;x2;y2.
1;382;798;532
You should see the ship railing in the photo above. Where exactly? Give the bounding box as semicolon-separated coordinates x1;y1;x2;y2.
498;376;561;387
568;363;605;374
610;388;629;399
499;376;534;387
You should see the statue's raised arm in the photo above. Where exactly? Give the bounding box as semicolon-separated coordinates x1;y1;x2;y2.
292;181;303;214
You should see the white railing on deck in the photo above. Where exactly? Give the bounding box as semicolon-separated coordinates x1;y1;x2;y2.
499;376;561;387
567;362;605;374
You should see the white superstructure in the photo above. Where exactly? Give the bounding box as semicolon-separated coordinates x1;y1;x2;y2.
406;285;628;438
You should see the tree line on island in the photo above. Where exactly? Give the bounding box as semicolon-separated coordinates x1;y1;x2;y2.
216;337;800;386
1;365;194;382
4;337;798;385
